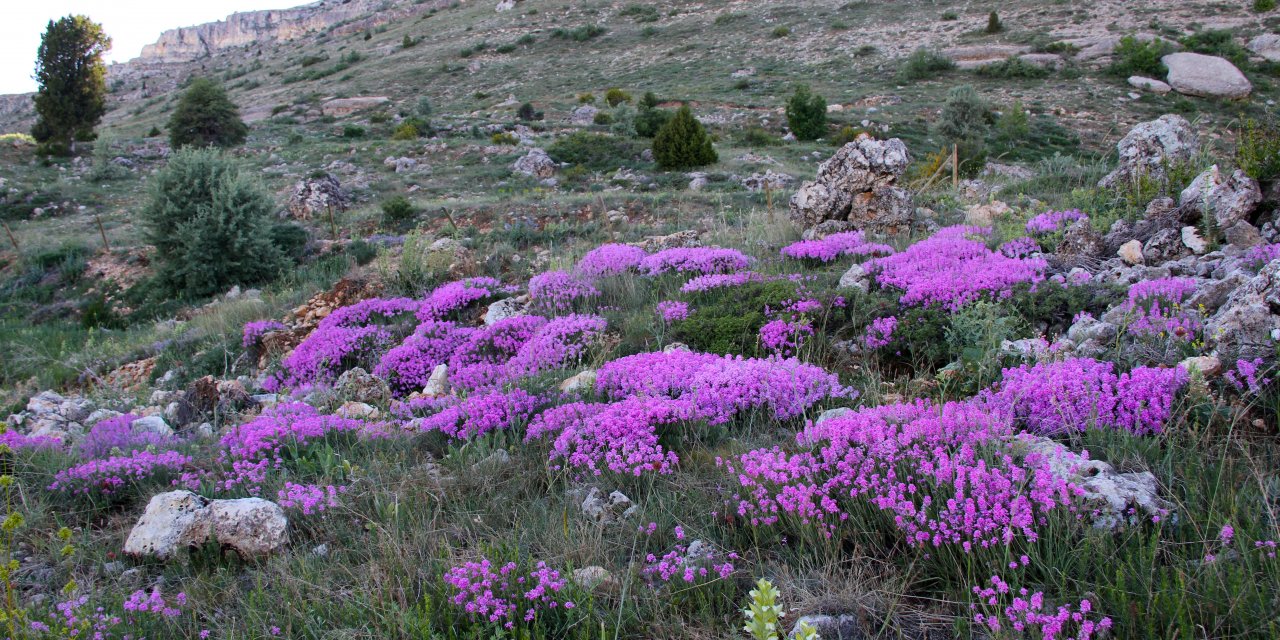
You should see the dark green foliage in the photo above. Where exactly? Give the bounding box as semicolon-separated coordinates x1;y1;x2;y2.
605;88;632;107
551;25;606;42
517;102;543;121
392;123;420;140
146;126;161;137
32;15;111;154
381;196;416;225
985;11;1003;33
1106;36;1176;78
771;26;791;38
342;125;365;138
934;85;992;176
1181;30;1250;67
740;127;780;147
167;78;248;149
269;222;310;262
140;148;286;299
941;10;959;20
673;280;800;356
620;5;660;22
897;48;955;81
1236;117;1280;182
347;239;378;265
592;111;614;125
652;105;717;170
831;125;865;146
1257;0;1277;11
975;56;1050;79
402;35;418;48
634;92;672;137
548;132;645;171
785;85;828;141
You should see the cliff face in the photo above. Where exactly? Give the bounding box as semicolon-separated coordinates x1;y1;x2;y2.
0;94;35;135
136;0;394;63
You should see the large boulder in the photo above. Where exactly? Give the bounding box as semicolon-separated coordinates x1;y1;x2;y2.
511;147;556;178
570;105;599;126
1099;115;1199;189
789;135;913;236
125;491;289;560
334;367;391;405
1206;260;1280;360
1178;165;1262;229
1162;53;1252;99
1248;34;1280;63
1015;435;1171;529
287;173;350;220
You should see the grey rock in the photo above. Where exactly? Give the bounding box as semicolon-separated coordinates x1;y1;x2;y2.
484;296;530;326
511;148;556;178
132;415;174;437
1099;115;1199;189
789;136;913;235
335;367;391;405
1224;221;1263;249
1014;435;1172;529
580;487;638;524
287;173;349;220
125;491;289;560
837;263;869;292
1206;260;1280;359
1181;226;1208;254
1163;52;1252;99
1248;34;1280;63
1128;76;1171;94
1179;165;1262;229
1143;228;1189;265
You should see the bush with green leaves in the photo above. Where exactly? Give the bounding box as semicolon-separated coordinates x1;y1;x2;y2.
785;85;827;141
634;92;672;138
381;196;416;226
517;102;543;121
605;88;632;107
1181;29;1250;67
392;123;420;140
342;125;365;138
652;105;717;170
140;148;286;298
672;279;799;355
32;15;110;154
976;56;1050;79
1106;36;1176;78
1256;0;1277;11
1236;117;1280;182
167;78;248;149
547;132;645;172
934;85;992;176
897;48;955;81
985;11;1003;33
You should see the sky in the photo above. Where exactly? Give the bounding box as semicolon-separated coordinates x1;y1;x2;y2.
0;1;299;94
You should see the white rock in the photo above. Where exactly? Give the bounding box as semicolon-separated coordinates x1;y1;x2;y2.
423;364;450;397
1180;355;1223;377
124;491;213;560
207;498;289;558
837;263;869;292
1162;52;1252;99
131;415;174;437
1181;226;1208;255
559;370;597;395
1128;76;1171;94
1179;165;1262;229
1118;239;1145;265
1248;34;1280;63
814;407;851;425
336;401;380;420
484;296;529;325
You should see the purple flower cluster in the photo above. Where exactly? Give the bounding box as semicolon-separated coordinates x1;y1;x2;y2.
281;297;420;385
0;428;64;452
375;320;474;394
1225;358;1270;394
49;449;192;497
868;226;1047;311
1025;209;1087;235
123;587;186;618
277;482;345;515
780;231;894;263
443;557;574;628
758;319;814;357
639;247;754;275
657;300;690;323
971;574;1112;639
999;237;1042;259
527;396;695;476
575;243;647;278
243;320;287;348
528;270;600;313
863;316;897;349
76;414;181;460
642;541;737;584
1242;243;1280;270
679;271;766;293
1122;277;1200;341
416;388;541;440
982;358;1189;435
417;277;505;322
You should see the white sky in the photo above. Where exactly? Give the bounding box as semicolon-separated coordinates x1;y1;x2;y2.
0;1;300;94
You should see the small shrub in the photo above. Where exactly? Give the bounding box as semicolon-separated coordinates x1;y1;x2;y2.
347;239;378;265
897;48;955;81
1256;0;1277;11
1181;29;1250;67
496;43;516;54
517;102;542;121
1236;117;1280;182
551;24;606;42
342;124;366;138
942;10;959;20
635;93;672;138
770;26;791;38
270;222;310;262
785;84;827;141
392;123;420;140
854;44;878;56
653;105;717;170
516;34;537;45
620;5;660;22
1106;36;1176;78
402;35;418;48
934;84;992;177
381;196;416;225
146;126;161;137
976;56;1051;79
491;131;519;145
985;11;1003;33
548;132;644;171
831;125;865;146
605;88;632;107
578;92;596;104
740;127;780;147
593;111;614;125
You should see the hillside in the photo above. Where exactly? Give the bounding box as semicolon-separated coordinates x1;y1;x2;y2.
0;0;1279;638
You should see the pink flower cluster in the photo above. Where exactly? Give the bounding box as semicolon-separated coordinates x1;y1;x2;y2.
243;320;287;348
49;449;193;496
642;541;737;584
1225;358;1270;394
375;320;474;394
76;414;181;460
528;270;600;313
780;231;894;263
417;277;505;322
680;271;767;293
1243;243;1280;270
280;297;421;386
971;574;1112;640
1122;277;1200;340
1025;209;1087;235
123;587;186;618
759;319;814;357
863;316;897;349
277;482;345;515
725;400;1082;550
575;243;647;278
983;358;1188;436
999;236;1042;259
527;396;696;476
657;300;690;323
639;247;754;275
0;429;64;452
416;388;541;440
443;557;574;628
868;226;1047;311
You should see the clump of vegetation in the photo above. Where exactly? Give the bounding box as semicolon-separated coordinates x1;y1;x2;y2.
381;195;416;226
605;88;632;107
620;4;660;22
897;47;955;81
785;85;828;141
548;131;645;172
517;102;543;121
1236;117;1280;182
740;127;780;147
633;91;671;138
392;122;421;140
402;34;419;48
934;84;992;176
342;125;365;138
31;15;111;155
1181;29;1251;67
551;24;606;42
770;26;791;38
941;10;959;20
653;105;718;170
491;131;519;145
140;148;286;298
1256;0;1277;11
593;111;614;126
1106;36;1176;78
976;56;1051;79
167;78;249;149
985;10;1003;33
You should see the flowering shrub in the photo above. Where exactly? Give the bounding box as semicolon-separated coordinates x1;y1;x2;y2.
281;297;421;386
277;482;345;515
1122;277;1200;340
999;236;1041;259
417;277;504;322
863;316;897;349
243;320;287;348
1241;243;1280;270
507;314;608;379
416;388;541;440
758;319;813;357
868;226;1046;311
970;574;1112;639
528;270;600;313
76;414;182;460
639;247;754;275
1025;209;1087;235
448;316;548;390
642;540;737;584
375;320;475;395
657;300;690;323
0;428;64;452
1225;358;1270;394
443;557;574;628
982;358;1189;435
527;396;698;476
49;450;192;497
780;231;893;263
576;243;647;278
123;587;186;619
680;272;767;293
725;400;1081;550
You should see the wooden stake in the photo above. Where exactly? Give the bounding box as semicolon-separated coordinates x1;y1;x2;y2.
328;205;338;241
2;222;17;253
94;213;110;252
952;144;959;188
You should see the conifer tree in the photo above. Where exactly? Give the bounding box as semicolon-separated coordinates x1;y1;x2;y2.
785;85;828;141
653;105;717;170
167;78;249;149
32;16;111;154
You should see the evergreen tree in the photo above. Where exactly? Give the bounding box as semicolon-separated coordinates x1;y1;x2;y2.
141;148;286;298
785;85;828;141
652;105;717;170
934;84;993;176
634;91;671;138
167;78;249;149
32;15;111;155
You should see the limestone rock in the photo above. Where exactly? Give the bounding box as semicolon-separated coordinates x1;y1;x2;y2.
791;615;866;640
483;296;530;326
334;367;391;405
837;263;869;292
422;364;450;397
1248;34;1280;63
1224;221;1263;249
814;407;851;425
1180;355;1223;377
580;487;638;524
1143;227;1189;265
740;170;794;192
1099;115;1199;189
125;491;288;560
1162;53;1252;99
207;498;289;558
1118;239;1145;265
1128;76;1171;94
1206;260;1280;359
322;96;391;117
789;136;913;235
1181;226;1208;254
131;415;174;437
964;200;1010;227
559;370;597;395
631;230;701;252
288;173;349;220
511;148;556;178
572;566;618;593
1179;165;1262;229
336;401;380;420
570;105;599;126
1015;436;1172;529
1056;218;1104;261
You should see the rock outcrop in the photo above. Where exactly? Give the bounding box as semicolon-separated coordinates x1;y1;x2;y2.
125;490;288;560
1098;115;1199;189
789;135;913;236
1178;165;1262;229
1248;34;1280;63
322;97;390;117
511;148;556;178
1206;260;1280;360
1162;53;1252;99
288;173;350;220
1015;435;1172;529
